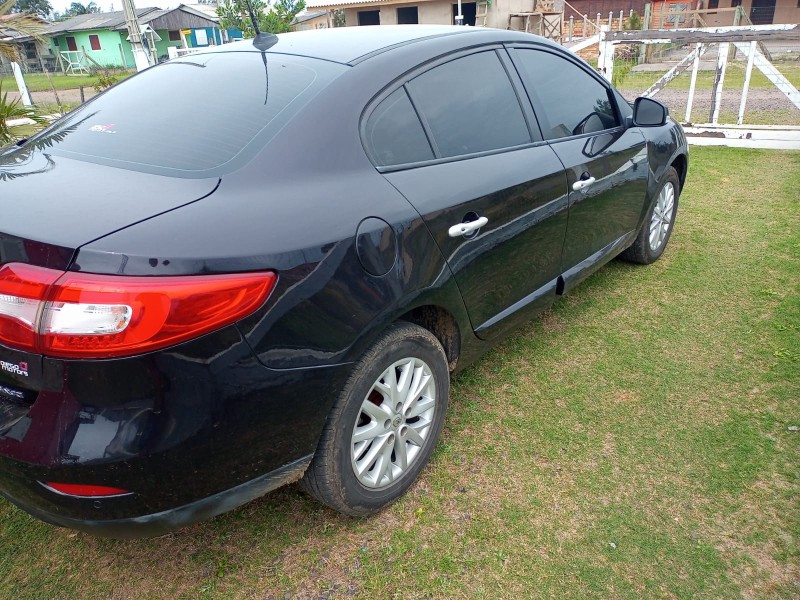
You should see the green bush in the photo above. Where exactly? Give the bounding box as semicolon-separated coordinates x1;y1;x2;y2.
92;70;119;93
0;84;49;145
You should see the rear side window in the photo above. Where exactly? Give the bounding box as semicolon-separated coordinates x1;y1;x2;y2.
25;52;346;177
513;49;619;140
407;51;530;158
364;88;434;167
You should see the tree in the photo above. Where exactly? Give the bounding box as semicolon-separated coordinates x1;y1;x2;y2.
0;0;44;64
0;85;48;145
13;0;52;18
217;0;305;37
217;0;262;39
263;0;305;34
624;10;642;31
63;1;100;16
0;0;47;145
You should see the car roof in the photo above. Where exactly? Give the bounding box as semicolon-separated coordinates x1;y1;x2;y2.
220;25;482;65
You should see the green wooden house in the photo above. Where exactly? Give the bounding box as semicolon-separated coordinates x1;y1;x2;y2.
45;5;224;71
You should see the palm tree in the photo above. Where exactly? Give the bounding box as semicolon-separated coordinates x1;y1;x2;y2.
0;0;47;145
0;84;49;145
0;0;45;64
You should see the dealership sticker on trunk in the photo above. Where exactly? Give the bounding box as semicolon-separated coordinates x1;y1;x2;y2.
88;124;117;134
0;361;28;377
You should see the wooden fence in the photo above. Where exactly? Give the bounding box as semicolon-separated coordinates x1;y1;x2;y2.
561;4;756;42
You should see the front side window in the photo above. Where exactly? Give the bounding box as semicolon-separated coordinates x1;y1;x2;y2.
364;88;434;167
89;35;101;51
513;48;619;140
407;51;530;158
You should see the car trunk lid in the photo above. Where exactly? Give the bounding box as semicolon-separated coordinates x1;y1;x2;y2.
0;150;219;269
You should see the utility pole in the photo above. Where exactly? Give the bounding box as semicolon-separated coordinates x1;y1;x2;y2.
122;0;151;71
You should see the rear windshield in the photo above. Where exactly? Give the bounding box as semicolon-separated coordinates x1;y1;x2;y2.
19;51;346;177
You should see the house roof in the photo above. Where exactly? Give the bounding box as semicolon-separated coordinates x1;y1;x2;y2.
0;14;51;42
294;10;328;24
182;3;222;19
306;0;382;6
137;5;220;30
45;8;161;35
44;5;219;36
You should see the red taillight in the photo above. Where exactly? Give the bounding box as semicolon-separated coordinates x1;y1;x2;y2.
0;263;276;358
42;482;131;497
0;264;61;351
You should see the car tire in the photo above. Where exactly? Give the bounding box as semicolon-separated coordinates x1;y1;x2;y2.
621;166;680;265
300;322;449;516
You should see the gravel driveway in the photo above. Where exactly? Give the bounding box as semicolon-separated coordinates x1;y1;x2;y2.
618;87;800;125
5;87;99;108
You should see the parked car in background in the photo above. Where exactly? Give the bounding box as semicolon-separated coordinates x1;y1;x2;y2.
0;26;687;538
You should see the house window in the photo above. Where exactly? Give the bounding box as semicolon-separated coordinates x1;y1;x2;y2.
169;30;181;41
707;0;718;10
89;35;101;50
54;38;59;46
748;0;776;25
452;3;477;26
730;0;742;6
397;6;418;24
358;10;380;25
66;36;78;51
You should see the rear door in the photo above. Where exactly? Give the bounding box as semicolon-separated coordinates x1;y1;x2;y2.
369;48;570;340
510;46;649;288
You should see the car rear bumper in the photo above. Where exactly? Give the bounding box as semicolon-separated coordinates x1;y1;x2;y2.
0;326;353;536
0;455;311;539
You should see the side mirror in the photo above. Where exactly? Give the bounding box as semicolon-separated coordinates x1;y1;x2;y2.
633;97;668;127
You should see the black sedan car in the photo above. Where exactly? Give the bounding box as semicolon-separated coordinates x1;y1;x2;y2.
0;26;687;537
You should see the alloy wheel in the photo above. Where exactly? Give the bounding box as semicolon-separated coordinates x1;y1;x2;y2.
350;357;437;489
649;181;676;252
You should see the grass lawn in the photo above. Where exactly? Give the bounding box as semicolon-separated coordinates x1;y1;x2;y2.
620;61;800;91
0;71;133;93
1;147;798;599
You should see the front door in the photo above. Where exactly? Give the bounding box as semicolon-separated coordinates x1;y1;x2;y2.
510;46;648;287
